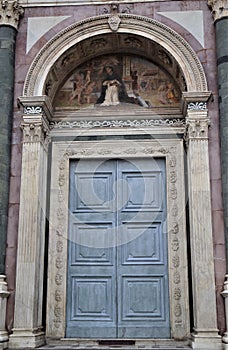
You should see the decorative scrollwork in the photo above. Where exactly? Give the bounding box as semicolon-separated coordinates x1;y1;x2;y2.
187;102;207;111
24;106;43;115
50;118;185;130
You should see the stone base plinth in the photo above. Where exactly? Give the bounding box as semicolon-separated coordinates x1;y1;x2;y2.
9;329;45;348
0;330;8;350
190;331;222;349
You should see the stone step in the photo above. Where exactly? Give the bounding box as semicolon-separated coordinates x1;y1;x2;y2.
9;344;191;350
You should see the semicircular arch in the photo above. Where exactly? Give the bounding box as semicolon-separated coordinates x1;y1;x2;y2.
23;14;208;97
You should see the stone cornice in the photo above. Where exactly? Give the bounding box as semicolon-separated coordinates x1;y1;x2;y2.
208;0;228;21
0;0;24;29
181;91;212;116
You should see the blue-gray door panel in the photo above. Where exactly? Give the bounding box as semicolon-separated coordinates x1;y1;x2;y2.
67;159;170;338
117;159;170;338
67;160;117;338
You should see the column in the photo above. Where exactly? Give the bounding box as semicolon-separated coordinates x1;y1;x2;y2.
9;99;50;348
184;94;222;349
0;1;23;349
208;0;228;270
221;275;228;349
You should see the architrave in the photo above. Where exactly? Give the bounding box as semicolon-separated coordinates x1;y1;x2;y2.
46;138;189;340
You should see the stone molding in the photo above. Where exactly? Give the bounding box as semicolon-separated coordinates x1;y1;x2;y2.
0;0;24;29
46;139;189;339
18;95;53;120
50;118;185;130
23;14;208;97
208;0;228;21
181;91;212;115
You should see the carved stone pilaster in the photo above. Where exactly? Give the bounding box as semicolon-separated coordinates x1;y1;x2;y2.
208;0;228;21
0;0;24;29
184;103;222;348
9;99;51;349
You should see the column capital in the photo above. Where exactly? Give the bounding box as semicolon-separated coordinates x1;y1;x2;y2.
208;0;228;21
18;96;52;149
0;0;24;30
21;115;50;150
185;114;210;142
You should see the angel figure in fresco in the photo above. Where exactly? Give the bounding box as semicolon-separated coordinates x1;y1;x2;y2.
69;73;85;105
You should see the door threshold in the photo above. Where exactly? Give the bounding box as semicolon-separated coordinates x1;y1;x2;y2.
98;340;135;346
43;338;191;349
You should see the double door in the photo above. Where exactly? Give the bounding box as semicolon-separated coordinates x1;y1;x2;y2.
66;158;170;338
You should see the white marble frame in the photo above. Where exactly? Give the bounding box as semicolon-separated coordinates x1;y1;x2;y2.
46;137;190;340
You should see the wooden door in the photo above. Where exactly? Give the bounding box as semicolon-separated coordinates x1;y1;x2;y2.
66;158;170;338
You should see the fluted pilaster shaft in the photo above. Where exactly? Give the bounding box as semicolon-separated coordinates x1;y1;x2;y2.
9;100;50;349
183;96;222;349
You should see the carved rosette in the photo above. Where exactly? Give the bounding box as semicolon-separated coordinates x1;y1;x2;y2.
168;148;184;328
53;155;67;330
0;0;24;29
208;0;228;21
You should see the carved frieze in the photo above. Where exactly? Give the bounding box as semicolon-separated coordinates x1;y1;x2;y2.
50;119;185;130
0;0;24;29
208;0;228;21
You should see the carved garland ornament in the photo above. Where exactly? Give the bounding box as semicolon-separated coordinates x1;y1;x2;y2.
51;142;187;337
23;14;207;96
0;0;24;29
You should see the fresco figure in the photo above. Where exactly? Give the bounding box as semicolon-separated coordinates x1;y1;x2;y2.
96;65;132;106
166;83;177;103
69;73;84;105
131;70;139;92
157;83;168;104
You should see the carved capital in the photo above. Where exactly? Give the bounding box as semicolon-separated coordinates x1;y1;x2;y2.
0;0;24;29
208;0;228;21
185;117;210;142
21;115;50;149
